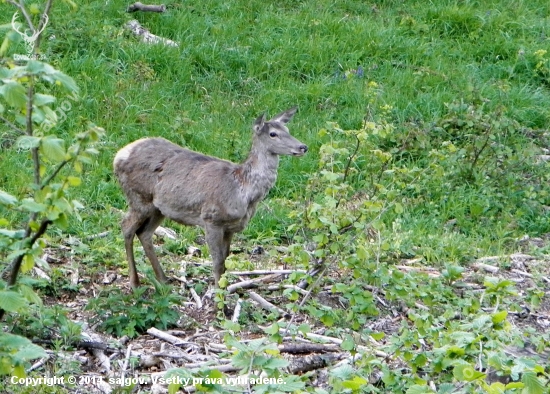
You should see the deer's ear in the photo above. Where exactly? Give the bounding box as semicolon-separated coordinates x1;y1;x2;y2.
253;113;266;134
271;106;297;124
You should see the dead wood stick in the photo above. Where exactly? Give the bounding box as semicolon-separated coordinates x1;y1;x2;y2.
189;287;203;308
127;2;166;12
152;350;196;362
125;20;179;47
302;332;388;358
232;298;243;322
84;231;110;240
475;256;503;263
229;269;305;276
395;265;440;277
27;355;50;372
288;353;344;374
147;327;186;345
266;284;310;295
472;262;499;273
226;273;284;293
120;344;132;383
248;291;288;316
511;268;533;278
278;343;340;354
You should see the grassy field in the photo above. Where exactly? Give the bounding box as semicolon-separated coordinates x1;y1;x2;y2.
1;0;550;391
2;0;550;247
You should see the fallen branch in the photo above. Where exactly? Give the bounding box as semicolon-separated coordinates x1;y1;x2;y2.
127;2;166;12
125;20;179;47
302;332;388;358
229;269;305;276
278;343;340;354
147;327;186;346
288;353;344;374
226;273;284;293
472;262;499;273
248;291;289;317
232;298;243;323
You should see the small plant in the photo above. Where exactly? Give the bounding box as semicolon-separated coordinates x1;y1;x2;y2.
87;280;182;338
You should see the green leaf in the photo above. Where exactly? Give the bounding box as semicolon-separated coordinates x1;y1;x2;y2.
394;202;404;214
21;254;35;273
0;290;28;312
41;136;66;162
14;343;47;362
341;335;355;351
406;384;435;394
0;81;27;108
0;229;26;239
0;190;18;205
521;371;545;394
67;176;81;186
491;310;507;325
453;364;485;382
52;71;79;92
25;60;56;75
20;198;47;213
33;93;56;106
342;376;368;390
16;135;41;150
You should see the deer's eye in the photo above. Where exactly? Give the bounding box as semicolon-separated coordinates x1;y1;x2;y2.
269;132;277;138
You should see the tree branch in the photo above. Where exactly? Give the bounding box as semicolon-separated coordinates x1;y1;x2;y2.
6;0;36;32
0;115;25;135
0;219;52;321
41;159;69;189
33;0;54;50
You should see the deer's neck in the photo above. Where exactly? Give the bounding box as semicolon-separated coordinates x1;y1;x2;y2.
236;148;279;203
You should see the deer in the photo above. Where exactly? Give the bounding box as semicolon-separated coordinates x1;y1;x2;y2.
113;107;307;289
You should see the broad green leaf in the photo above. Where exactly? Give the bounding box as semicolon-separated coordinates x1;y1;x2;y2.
52;71;78;92
12;364;26;379
41;136;66;162
491;310;507;325
0;229;26;239
0;190;18;205
20;198;47;213
16;135;41;149
21;254;35;273
407;384;435;394
0;290;28;312
25;60;56;75
0;81;27;108
394;202;404;214
342;376;368;390
0;35;9;57
17;284;42;306
521;371;545;394
67;176;81;186
453;364;485;382
33;93;56;106
341;335;355;351
14;343;47;362
262;357;289;370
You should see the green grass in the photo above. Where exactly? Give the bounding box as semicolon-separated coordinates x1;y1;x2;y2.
1;0;550;265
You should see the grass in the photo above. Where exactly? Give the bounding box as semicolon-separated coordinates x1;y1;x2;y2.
1;0;550;269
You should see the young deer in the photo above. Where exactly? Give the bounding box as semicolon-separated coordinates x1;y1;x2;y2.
113;107;307;288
